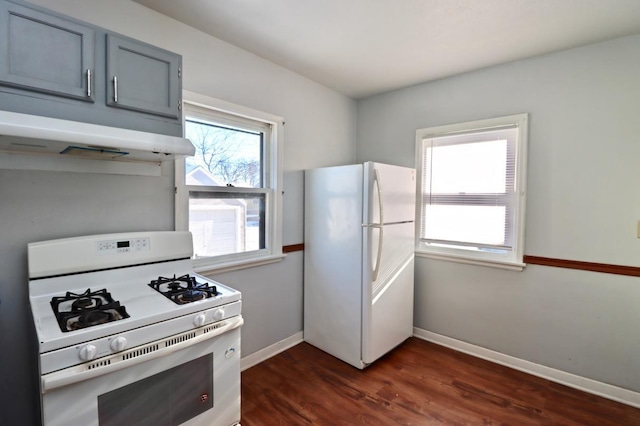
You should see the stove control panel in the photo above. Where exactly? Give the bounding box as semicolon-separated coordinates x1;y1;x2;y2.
40;300;242;374
96;237;150;254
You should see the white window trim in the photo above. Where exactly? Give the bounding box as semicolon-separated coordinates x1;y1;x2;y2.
414;113;528;271
176;90;284;274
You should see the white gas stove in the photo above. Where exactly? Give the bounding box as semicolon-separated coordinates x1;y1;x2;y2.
28;231;242;426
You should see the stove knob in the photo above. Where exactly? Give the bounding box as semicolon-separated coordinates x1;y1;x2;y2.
110;336;127;352
213;308;225;321
194;313;207;327
78;344;97;361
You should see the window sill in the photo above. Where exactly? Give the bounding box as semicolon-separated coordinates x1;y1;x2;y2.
415;250;526;271
193;253;286;275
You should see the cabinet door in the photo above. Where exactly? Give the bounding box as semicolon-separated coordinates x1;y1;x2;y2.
106;34;181;119
0;1;94;101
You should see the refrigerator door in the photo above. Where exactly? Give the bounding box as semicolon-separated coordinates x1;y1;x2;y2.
365;162;416;225
362;222;415;364
362;162;416;365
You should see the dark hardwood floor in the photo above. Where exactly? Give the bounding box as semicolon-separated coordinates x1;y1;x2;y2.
241;338;640;425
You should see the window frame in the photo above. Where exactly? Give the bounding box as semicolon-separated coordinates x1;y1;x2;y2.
414;113;528;271
176;90;284;273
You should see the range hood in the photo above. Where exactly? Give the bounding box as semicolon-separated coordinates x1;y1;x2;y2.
0;110;195;163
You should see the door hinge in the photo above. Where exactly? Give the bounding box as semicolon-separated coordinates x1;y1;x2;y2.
178;101;182;110
178;67;182;78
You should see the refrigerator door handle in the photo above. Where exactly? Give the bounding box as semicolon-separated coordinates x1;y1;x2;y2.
372;227;384;282
372;168;384;282
374;168;384;225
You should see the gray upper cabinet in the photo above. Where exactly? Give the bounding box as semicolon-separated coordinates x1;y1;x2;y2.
106;34;181;119
0;1;95;101
0;0;182;137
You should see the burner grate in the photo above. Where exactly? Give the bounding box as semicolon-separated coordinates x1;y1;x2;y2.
50;289;129;333
148;274;219;305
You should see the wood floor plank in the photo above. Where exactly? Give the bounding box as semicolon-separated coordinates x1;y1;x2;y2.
241;338;640;425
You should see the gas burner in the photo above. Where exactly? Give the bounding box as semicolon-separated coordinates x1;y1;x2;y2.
149;274;220;305
50;289;130;333
71;296;102;311
177;289;206;304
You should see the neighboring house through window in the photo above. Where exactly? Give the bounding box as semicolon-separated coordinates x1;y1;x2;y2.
415;114;528;270
176;91;284;272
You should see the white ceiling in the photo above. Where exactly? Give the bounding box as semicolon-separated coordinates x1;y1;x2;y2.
132;0;640;99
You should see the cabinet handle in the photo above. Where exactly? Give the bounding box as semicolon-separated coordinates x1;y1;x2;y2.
113;76;118;103
86;69;92;97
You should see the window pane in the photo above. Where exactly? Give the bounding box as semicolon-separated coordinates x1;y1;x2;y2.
185;119;263;188
189;193;265;258
416;115;526;265
423;205;506;247
429;140;507;193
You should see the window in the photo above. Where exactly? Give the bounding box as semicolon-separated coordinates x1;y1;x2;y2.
415;114;528;270
176;92;283;272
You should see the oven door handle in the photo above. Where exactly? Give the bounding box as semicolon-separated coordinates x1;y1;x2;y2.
42;315;244;393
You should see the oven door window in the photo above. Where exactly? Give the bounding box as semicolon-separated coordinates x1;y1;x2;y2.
97;353;213;425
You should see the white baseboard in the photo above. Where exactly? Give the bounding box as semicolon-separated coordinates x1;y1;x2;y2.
240;331;303;371
413;327;640;409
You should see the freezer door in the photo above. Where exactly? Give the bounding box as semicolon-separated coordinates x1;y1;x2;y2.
364;162;416;225
362;221;415;364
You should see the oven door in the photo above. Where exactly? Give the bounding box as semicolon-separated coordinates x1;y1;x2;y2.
40;316;242;426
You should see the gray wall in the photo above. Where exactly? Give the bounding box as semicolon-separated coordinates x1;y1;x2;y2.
356;35;640;392
0;1;356;425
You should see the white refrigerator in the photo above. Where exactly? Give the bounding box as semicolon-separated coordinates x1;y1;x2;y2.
304;162;416;369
